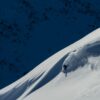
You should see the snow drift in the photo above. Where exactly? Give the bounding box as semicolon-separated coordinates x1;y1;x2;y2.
0;28;100;100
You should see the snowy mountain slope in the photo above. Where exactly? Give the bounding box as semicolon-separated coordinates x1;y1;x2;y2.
0;28;100;100
23;29;100;100
0;0;100;89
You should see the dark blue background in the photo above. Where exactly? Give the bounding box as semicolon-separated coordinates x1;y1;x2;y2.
0;0;100;89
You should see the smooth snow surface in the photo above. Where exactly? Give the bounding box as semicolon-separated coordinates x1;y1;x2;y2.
0;28;100;100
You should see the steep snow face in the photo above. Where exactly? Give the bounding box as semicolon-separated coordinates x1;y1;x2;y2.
24;43;100;100
0;28;100;100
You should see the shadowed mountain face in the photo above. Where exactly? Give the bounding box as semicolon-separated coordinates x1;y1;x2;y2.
0;0;100;89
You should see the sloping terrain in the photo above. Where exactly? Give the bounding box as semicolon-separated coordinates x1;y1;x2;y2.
0;0;100;89
0;28;100;100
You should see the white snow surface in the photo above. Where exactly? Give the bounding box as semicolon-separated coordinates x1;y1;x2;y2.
0;28;100;100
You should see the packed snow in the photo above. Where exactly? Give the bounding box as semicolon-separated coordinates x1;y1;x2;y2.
0;28;100;100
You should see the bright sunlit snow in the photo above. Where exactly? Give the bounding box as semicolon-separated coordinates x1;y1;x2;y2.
0;28;100;100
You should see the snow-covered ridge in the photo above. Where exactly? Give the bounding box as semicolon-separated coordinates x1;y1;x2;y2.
0;28;100;100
